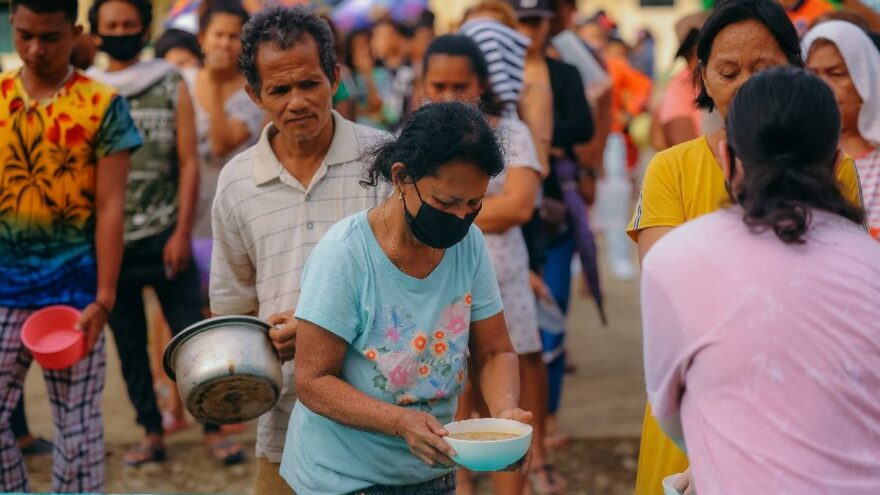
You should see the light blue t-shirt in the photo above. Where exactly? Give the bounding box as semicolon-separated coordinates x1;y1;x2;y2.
281;210;503;495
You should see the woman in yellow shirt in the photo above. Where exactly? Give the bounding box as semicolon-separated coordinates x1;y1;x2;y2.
627;1;863;493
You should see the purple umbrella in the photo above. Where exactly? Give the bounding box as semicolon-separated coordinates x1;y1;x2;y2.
332;0;428;32
555;157;607;325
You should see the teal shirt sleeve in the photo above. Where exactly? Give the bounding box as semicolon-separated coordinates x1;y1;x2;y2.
469;227;504;322
95;95;143;158
332;80;350;105
295;239;363;343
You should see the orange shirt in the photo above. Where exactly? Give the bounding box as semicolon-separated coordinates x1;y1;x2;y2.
606;57;652;133
787;0;835;36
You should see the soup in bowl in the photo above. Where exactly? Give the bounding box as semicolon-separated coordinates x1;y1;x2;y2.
443;418;532;471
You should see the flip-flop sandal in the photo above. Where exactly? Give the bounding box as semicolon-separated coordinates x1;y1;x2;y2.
529;464;568;495
123;444;167;467
206;438;245;466
21;437;53;455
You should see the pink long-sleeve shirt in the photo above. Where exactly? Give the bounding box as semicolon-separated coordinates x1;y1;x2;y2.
642;207;880;494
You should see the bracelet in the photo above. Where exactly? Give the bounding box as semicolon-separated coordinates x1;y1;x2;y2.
93;301;112;317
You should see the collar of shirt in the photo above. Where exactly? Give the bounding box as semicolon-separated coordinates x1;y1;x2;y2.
252;110;359;189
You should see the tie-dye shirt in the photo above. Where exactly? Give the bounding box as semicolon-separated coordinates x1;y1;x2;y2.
282;211;503;494
0;69;142;309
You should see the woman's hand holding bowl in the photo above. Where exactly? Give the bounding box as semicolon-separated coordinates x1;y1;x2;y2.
495;408;534;473
397;409;458;469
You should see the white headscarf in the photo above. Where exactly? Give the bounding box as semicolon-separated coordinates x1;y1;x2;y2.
803;20;880;146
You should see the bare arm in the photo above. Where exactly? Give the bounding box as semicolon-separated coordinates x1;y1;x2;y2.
636;226;674;263
164;80;200;278
175;80;199;236
475;168;541;234
361;71;384;115
78;151;129;352
204;74;252;157
469;313;525;418
94;152;129;308
295;320;458;467
352;50;384;115
520;82;553;178
295;321;405;435
578;83;613;176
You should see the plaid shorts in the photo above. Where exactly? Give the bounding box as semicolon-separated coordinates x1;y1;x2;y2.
0;306;106;493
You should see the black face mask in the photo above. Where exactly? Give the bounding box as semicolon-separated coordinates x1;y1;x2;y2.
402;182;480;249
100;33;145;62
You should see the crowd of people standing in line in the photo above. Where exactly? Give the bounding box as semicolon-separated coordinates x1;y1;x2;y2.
0;0;879;494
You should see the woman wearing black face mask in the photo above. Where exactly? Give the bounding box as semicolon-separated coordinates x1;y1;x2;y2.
87;0;245;467
285;102;532;495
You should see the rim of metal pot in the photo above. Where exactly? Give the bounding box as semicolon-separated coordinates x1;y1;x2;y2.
163;315;271;381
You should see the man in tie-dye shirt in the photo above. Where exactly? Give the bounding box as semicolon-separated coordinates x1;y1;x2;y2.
0;1;141;492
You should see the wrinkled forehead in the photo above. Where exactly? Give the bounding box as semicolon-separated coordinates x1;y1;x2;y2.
256;36;329;81
706;20;786;66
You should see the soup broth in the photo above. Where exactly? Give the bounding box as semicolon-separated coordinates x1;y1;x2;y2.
449;431;521;441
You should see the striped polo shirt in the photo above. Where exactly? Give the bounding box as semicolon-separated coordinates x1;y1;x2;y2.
210;111;390;462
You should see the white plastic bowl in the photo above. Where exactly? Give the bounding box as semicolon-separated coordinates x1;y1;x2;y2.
443;418;532;472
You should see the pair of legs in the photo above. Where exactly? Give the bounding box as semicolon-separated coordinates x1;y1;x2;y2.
109;230;242;465
541;234;575;448
144;291;188;434
0;307;106;493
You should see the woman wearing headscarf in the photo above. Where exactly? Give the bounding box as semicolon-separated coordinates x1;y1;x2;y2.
804;20;880;239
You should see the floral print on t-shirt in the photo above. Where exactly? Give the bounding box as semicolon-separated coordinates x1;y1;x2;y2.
364;293;472;409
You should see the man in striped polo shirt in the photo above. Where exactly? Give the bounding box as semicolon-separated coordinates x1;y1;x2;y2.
209;7;389;494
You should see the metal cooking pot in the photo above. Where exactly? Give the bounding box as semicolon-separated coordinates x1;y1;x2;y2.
163;316;282;424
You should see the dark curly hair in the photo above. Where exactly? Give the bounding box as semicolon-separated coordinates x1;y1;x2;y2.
726;66;864;244
694;0;802;112
238;5;337;94
12;0;77;23
363;101;504;187
89;0;153;34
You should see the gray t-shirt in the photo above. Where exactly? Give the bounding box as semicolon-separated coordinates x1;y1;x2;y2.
182;68;264;238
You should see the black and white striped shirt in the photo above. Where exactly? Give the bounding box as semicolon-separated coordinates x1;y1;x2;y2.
460;19;531;116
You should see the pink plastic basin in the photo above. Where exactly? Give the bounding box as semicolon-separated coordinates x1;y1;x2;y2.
22;306;84;370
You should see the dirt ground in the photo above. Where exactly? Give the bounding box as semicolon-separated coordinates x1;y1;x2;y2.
23;247;645;494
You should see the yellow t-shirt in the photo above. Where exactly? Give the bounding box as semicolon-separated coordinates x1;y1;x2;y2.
627;136;863;495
